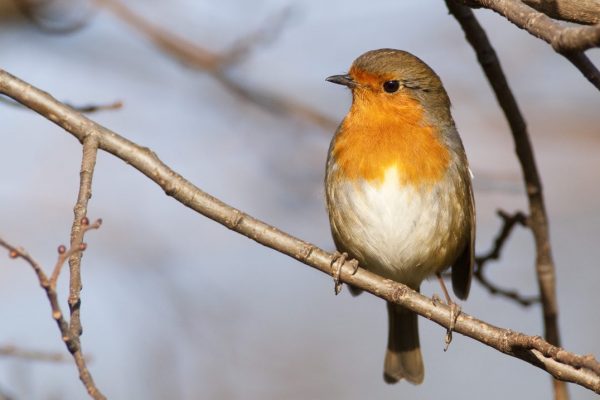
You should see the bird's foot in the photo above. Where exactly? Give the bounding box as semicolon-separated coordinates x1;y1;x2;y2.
444;302;461;352
435;273;462;351
330;251;348;295
330;252;359;295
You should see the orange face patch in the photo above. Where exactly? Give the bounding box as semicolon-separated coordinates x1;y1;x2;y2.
331;90;450;186
349;66;395;89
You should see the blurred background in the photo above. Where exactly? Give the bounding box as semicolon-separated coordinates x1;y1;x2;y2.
1;0;599;399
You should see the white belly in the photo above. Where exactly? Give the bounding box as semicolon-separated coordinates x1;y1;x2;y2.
326;167;467;289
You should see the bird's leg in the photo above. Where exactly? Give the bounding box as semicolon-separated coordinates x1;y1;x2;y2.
331;251;348;295
436;273;461;351
330;252;359;295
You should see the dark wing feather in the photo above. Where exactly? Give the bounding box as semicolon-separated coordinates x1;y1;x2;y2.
451;166;475;300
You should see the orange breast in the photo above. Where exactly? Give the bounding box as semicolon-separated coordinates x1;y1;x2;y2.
331;92;450;186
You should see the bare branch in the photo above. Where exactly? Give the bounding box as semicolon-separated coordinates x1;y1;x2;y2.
461;0;600;90
475;210;539;306
95;0;336;129
1;69;598;394
68;137;100;342
1;95;123;114
562;52;600;89
522;0;600;25
0;225;104;400
476;209;529;267
446;2;568;398
216;7;293;68
467;0;600;25
66;101;123;113
464;0;600;51
0;344;72;363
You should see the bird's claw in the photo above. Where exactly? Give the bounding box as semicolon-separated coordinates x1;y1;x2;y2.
331;252;348;295
349;259;360;275
444;303;461;352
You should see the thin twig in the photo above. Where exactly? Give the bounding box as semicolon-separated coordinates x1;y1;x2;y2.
474;210;539;306
461;0;600;90
1;95;123;114
446;2;568;398
0;221;104;399
0;344;73;363
1;69;598;394
476;209;529;267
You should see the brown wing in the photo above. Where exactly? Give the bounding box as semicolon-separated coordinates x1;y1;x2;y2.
451;167;475;300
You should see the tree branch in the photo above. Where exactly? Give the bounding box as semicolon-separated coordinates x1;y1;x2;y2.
475;210;540;306
0;95;123;114
68;137;99;342
0;344;75;363
0;68;598;394
522;0;600;25
0;219;104;399
94;0;337;129
461;0;600;90
446;2;568;398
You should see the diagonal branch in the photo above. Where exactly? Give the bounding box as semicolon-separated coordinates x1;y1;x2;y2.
461;0;600;90
0;68;598;394
446;2;568;398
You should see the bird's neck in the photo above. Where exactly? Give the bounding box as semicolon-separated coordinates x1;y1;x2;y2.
331;94;451;186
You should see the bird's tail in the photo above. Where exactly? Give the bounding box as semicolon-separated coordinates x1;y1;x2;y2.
384;301;424;384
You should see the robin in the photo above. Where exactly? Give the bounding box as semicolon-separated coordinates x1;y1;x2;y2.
325;49;475;384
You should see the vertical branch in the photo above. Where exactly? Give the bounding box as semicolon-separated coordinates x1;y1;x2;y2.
67;135;104;400
68;135;99;340
445;2;567;399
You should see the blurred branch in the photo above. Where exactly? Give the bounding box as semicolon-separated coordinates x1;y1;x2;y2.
95;0;337;130
475;210;540;307
0;345;72;363
461;0;600;91
67;101;123;113
1;69;599;395
521;0;600;25
447;2;568;398
0;95;122;113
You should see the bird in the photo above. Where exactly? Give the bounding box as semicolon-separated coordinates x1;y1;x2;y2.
324;49;475;385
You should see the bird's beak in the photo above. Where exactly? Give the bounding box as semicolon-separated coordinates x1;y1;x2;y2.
326;74;357;88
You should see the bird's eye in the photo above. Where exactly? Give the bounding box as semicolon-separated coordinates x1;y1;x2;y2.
383;80;400;93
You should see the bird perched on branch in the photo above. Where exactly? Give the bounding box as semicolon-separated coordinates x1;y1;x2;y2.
325;49;475;384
